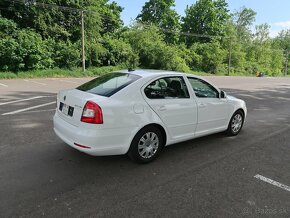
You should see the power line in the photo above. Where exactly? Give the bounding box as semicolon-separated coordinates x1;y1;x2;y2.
135;21;228;39
160;27;225;39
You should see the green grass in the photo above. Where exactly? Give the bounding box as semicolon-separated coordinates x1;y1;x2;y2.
219;71;255;77
2;66;282;79
0;67;213;79
188;70;256;77
0;66;124;79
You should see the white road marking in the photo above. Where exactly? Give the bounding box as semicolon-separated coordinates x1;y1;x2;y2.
0;82;8;87
254;174;290;193
2;101;55;115
24;79;47;86
50;79;79;84
0;96;54;106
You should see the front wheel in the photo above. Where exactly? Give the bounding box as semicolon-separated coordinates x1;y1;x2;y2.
226;110;244;136
128;126;164;163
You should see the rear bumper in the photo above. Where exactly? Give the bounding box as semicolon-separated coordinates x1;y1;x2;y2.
53;112;135;156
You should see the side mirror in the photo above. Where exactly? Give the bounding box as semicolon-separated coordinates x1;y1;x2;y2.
220;90;227;99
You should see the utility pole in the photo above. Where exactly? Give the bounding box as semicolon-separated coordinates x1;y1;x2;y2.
285;49;289;76
228;37;232;76
81;10;85;72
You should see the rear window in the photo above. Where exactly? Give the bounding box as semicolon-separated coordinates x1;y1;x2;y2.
77;72;141;97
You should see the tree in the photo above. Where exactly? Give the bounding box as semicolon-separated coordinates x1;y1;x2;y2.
124;24;189;71
190;40;227;73
0;38;22;71
0;0;80;41
99;1;123;34
53;40;80;69
273;29;290;75
0;28;54;71
273;29;290;50
136;0;181;44
0;0;287;75
233;7;256;42
0;0;123;41
181;0;230;45
101;35;136;67
222;22;246;74
254;23;270;43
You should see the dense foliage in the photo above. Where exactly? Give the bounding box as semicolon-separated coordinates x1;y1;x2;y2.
136;0;181;44
181;0;230;45
0;0;289;76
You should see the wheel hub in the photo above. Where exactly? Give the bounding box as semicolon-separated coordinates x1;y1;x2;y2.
231;114;243;133
138;132;159;159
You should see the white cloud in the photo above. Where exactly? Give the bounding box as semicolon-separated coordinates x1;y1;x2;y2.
269;29;280;38
273;20;290;28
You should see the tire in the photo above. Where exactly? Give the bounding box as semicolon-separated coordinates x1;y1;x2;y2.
226;110;244;136
128;126;164;163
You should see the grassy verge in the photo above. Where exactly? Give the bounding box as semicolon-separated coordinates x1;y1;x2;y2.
1;66;276;79
0;66;124;79
0;67;214;79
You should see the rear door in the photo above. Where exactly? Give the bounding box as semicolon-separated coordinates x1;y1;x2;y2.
143;76;198;140
187;77;229;136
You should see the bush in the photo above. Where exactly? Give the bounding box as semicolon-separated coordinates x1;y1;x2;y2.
102;36;138;67
190;41;227;74
0;16;18;37
158;45;190;72
124;24;190;71
86;42;108;67
0;38;23;71
0;29;54;71
53;40;80;69
17;29;54;70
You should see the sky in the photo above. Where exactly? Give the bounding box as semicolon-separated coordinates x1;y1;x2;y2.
110;0;290;37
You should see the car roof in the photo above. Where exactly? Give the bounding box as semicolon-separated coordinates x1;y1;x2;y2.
113;69;221;95
117;69;187;78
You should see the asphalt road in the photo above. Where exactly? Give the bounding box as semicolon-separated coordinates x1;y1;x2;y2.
1;76;290;218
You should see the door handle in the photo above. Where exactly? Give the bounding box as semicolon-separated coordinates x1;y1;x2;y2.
158;106;166;111
198;103;206;108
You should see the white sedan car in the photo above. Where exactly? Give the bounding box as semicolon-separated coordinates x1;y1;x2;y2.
53;70;247;163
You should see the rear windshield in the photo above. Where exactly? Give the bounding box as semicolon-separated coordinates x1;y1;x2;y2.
77;72;141;97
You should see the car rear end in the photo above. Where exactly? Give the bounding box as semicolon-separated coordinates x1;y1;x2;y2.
53;72;142;156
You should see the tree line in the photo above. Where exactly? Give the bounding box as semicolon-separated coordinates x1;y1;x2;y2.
0;0;289;75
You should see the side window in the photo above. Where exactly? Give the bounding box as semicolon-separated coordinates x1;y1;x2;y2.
187;77;219;98
145;77;190;99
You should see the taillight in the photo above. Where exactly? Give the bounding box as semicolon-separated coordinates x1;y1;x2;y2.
81;101;103;124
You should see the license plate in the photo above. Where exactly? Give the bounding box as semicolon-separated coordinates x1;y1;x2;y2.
59;102;74;117
62;103;69;115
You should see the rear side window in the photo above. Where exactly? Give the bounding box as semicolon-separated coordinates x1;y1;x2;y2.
77;73;141;97
144;76;190;99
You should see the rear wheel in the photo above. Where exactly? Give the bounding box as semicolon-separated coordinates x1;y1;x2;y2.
226;110;244;136
128;126;164;163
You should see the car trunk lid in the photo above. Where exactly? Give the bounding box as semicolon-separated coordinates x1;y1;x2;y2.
57;89;107;127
